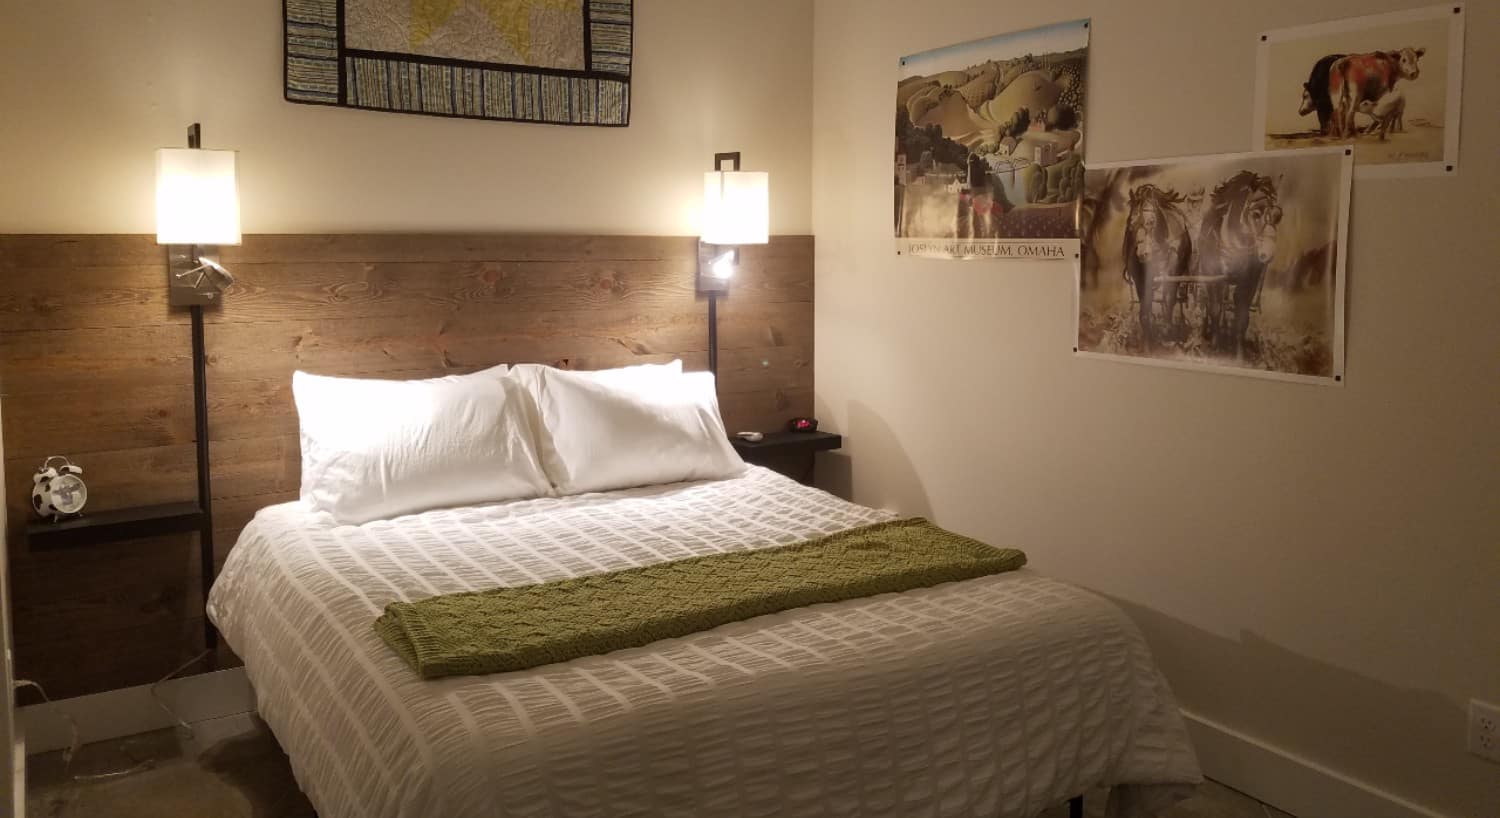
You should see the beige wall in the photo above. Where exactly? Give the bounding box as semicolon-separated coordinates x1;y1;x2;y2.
0;1;812;235
813;1;1498;816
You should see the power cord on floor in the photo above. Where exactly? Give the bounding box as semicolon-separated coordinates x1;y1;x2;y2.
149;649;214;739
14;649;215;784
13;678;92;780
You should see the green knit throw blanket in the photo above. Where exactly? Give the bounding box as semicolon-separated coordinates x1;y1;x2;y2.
374;518;1027;679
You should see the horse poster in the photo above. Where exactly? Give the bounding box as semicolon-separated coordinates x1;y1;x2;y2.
895;20;1089;260
1076;147;1352;385
1253;4;1465;178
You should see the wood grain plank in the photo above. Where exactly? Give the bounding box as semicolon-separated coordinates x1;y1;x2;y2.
12;617;220;701
2;384;198;459
0;304;810;395
0;265;179;332
0;258;812;333
223;234;701;264
10;531;215;641
0;323;193;393
0;235;164;270
218;234;813;265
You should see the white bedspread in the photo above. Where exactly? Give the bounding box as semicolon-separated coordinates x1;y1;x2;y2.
208;466;1199;818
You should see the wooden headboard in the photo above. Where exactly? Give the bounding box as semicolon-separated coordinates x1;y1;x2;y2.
0;233;813;697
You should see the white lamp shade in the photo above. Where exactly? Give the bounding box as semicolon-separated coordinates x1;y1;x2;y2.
702;171;769;245
156;148;242;245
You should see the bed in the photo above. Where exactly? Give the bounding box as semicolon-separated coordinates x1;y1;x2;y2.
207;465;1200;818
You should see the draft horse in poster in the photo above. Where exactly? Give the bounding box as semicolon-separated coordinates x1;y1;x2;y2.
1197;172;1282;360
1119;173;1281;361
1122;185;1191;351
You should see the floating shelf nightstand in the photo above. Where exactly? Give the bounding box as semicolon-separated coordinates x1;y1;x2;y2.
731;431;842;486
24;502;207;551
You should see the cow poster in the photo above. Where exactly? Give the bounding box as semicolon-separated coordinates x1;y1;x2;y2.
1253;4;1465;178
1076;148;1352;385
895;20;1089;260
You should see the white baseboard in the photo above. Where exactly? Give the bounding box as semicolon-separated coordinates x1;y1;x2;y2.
18;668;254;755
1183;709;1452;818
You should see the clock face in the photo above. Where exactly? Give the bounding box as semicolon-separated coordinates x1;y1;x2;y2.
49;473;87;514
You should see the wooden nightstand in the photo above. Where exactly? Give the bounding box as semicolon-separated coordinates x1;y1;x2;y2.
731;431;842;486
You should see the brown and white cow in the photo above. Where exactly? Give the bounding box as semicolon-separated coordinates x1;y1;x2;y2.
1327;48;1425;138
1327;47;1424;138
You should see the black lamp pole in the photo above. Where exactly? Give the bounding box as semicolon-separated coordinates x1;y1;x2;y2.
706;152;741;380
182;122;218;656
708;290;718;378
191;302;215;654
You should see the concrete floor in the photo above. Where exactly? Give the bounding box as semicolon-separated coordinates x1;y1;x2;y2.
26;712;1293;818
27;714;313;818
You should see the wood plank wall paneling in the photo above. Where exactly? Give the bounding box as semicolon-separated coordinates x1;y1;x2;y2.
0;233;814;698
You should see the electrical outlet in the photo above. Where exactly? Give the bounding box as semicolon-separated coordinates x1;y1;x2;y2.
1469;699;1500;763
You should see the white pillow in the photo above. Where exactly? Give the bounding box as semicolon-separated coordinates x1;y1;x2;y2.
517;365;744;495
507;359;682;393
508;360;683;477
292;366;551;524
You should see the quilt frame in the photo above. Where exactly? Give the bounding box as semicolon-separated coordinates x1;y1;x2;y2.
283;0;633;126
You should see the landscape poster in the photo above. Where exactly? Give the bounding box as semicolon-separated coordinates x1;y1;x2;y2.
1077;148;1352;385
1254;4;1465;178
895;20;1089;260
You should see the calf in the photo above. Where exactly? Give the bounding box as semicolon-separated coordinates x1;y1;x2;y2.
1328;47;1424;138
1357;89;1406;141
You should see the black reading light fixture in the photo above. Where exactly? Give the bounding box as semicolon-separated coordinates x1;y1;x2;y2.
154;122;240;653
698;151;769;377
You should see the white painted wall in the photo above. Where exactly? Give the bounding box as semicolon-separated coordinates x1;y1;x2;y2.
812;2;1499;817
0;1;813;236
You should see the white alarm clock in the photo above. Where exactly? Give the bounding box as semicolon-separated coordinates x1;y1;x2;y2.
32;456;87;521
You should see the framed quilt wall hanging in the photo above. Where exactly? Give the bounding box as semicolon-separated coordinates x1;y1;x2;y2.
284;0;633;126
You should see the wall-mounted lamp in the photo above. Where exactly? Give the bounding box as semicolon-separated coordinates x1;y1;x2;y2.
154;122;240;658
699;151;769;376
157;124;241;306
